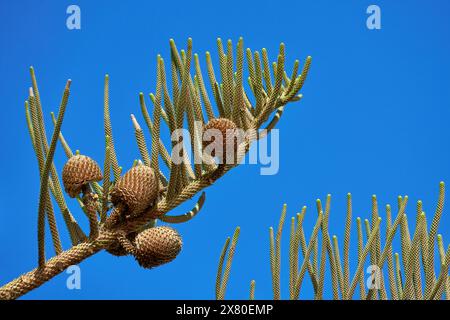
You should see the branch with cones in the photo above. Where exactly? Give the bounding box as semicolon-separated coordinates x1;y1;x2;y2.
0;38;312;299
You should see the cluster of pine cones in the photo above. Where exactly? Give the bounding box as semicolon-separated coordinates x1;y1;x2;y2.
58;118;238;269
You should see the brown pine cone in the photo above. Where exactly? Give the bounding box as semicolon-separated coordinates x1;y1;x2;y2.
62;155;103;197
202;118;241;163
134;226;182;269
110;165;158;217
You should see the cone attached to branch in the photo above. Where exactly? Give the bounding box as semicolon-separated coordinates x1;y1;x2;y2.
203;118;242;165
106;165;158;227
62;155;103;198
62;154;102;239
134;226;182;268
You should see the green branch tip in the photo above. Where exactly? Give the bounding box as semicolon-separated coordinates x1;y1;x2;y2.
356;217;361;221
440;181;445;186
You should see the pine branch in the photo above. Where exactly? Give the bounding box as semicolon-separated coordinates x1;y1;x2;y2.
217;227;240;300
36;80;71;266
0;38;311;300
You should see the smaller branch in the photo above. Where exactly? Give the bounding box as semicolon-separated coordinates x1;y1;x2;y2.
429;245;450;300
249;280;255;300
36;80;71;266
159;192;206;224
103;74;121;181
215;237;230;300
293;212;323;299
217;227;240;300
131;114;151;166
332;235;345;298
273;204;287;300
50;112;73;158
356;218;366;300
101;136;111;222
296;210;319;295
348;217;381;299
343;193;352;298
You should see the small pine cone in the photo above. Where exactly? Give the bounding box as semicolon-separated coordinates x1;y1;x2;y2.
110;165;157;217
203;118;240;162
62;155;103;198
134;226;182;269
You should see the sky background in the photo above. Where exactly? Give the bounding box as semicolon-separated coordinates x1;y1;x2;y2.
1;0;450;300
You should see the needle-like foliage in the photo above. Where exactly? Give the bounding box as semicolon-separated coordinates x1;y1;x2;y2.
216;183;450;300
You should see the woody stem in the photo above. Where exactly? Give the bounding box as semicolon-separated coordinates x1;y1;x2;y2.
0;231;116;300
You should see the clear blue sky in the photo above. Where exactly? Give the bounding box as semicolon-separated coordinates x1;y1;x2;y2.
1;0;450;299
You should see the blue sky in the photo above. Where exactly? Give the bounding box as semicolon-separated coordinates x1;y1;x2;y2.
1;0;450;299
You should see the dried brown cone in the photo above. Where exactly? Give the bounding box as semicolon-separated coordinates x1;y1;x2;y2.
134;226;182;269
203;118;241;163
62;155;103;197
110;165;158;217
